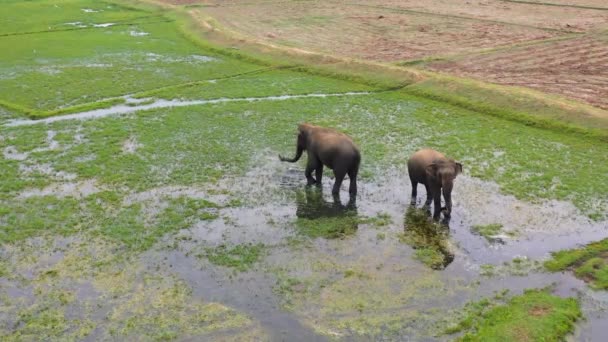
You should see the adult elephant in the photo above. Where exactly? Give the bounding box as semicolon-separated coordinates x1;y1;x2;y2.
279;123;360;196
407;148;462;221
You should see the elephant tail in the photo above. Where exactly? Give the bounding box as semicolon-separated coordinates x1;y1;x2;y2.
351;150;361;174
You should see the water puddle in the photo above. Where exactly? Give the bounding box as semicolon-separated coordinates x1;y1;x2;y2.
3;146;28;160
5;92;371;127
63;22;114;28
129;30;149;37
18;179;101;199
121;135;142;154
92;23;114;28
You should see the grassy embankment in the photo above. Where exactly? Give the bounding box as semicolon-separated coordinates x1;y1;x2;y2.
545;239;608;289
444;289;581;341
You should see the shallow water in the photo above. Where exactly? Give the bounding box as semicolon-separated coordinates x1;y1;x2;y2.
5;92;371;127
3;154;608;340
145;156;608;339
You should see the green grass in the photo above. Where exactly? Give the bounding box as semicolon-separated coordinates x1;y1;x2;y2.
0;191;218;249
136;68;374;100
404;78;608;141
200;243;266;271
445;289;581;341
0;196;85;243
399;208;454;269
0;17;259;114
545;238;608;289
0;0;148;35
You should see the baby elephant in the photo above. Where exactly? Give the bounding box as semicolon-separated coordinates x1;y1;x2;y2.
279;123;360;196
408;148;462;220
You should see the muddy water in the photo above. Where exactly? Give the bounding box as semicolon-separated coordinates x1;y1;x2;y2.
131;155;608;340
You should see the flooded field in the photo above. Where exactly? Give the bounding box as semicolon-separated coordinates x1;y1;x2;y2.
1;0;607;340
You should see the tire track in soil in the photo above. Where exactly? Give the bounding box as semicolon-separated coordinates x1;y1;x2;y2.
499;0;608;11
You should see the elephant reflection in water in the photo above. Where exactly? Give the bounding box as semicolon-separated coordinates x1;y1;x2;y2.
295;188;359;239
402;206;455;270
296;187;357;219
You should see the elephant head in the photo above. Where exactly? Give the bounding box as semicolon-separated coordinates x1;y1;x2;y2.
425;159;462;215
279;123;311;163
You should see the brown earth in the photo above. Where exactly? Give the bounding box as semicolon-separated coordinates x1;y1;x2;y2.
429;33;608;109
159;0;608;110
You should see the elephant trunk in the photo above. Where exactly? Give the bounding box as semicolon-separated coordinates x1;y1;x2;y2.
442;183;453;214
279;145;304;163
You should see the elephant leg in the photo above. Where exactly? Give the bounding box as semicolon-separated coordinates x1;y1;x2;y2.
305;159;317;186
442;187;452;217
315;164;324;188
409;177;417;206
431;185;442;221
424;183;433;207
332;169;346;195
347;168;358;196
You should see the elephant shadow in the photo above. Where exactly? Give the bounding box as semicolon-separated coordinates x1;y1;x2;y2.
294;188;359;239
402;207;455;270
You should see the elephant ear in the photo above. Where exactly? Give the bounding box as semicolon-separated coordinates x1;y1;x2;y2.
298;123;312;133
455;162;463;175
425;163;439;179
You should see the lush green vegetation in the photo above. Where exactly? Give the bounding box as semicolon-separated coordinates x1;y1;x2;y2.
445;289;581;341
545;238;608;289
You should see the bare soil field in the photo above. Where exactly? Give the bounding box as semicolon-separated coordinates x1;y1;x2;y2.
429;32;608;109
170;0;608;109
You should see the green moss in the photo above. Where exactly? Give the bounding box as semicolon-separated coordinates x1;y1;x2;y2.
400;208;454;269
445;289;581;341
545;239;608;289
199;243;266;272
